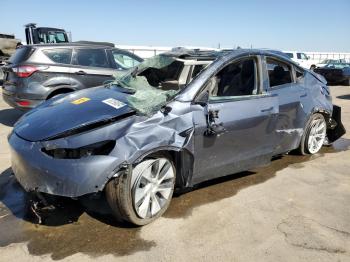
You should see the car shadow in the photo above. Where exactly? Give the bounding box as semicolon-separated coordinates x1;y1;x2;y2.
337;94;350;100
0;167;129;228
0;167;155;259
0;108;24;127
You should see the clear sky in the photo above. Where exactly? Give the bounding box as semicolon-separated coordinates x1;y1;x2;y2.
1;0;349;52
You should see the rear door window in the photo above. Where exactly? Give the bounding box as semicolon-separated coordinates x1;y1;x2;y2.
9;47;34;64
74;49;109;68
266;58;293;88
43;48;72;64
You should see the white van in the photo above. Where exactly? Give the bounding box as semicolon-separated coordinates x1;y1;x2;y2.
283;51;317;69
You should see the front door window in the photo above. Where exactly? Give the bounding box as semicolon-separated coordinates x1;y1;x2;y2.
208;58;258;99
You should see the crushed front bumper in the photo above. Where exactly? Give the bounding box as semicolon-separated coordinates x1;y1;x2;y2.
9;133;120;197
327;105;346;143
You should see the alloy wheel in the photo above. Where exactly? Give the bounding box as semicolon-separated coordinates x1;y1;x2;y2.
307;117;326;154
131;158;175;219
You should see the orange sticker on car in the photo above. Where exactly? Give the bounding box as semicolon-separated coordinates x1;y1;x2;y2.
71;97;90;105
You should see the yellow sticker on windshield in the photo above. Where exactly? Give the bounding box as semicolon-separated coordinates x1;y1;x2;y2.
71;97;90;105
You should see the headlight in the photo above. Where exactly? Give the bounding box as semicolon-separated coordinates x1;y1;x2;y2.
42;140;116;159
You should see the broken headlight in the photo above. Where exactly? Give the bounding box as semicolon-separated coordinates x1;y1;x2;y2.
42;140;116;159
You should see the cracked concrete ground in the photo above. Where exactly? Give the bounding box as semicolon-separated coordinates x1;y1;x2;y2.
0;86;349;261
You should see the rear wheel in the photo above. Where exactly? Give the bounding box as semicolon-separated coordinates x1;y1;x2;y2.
298;113;327;155
47;89;73;99
106;155;176;225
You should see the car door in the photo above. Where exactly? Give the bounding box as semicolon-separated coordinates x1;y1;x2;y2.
191;56;279;184
71;48;115;89
263;56;308;154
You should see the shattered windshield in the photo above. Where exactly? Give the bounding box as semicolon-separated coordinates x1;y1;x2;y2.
111;55;183;115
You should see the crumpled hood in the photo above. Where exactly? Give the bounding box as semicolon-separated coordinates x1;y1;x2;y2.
14;86;135;142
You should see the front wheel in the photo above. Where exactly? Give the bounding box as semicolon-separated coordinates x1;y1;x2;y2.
298;113;327;155
106;156;176;225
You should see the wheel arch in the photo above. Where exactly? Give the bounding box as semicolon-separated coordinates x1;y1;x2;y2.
46;87;75;99
132;147;195;190
310;107;332;128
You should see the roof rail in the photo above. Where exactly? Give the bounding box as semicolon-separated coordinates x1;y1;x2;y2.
74;41;115;47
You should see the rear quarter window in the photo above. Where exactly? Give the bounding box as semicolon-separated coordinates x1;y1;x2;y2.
295;67;305;81
42;48;72;64
111;49;142;69
9;47;34;64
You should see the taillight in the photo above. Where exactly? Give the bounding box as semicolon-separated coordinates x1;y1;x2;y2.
17;100;31;107
12;65;48;78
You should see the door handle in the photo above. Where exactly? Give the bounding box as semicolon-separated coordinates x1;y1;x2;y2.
205;122;226;137
300;93;307;98
75;70;86;75
261;107;274;112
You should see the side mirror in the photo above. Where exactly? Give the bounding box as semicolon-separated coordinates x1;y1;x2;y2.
160;106;172;115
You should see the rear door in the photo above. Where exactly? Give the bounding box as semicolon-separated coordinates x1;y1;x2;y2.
38;47;74;89
71;48;115;89
263;56;308;154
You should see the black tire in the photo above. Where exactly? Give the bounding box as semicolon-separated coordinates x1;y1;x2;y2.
345;78;350;86
105;154;176;226
297;113;326;155
47;89;73;99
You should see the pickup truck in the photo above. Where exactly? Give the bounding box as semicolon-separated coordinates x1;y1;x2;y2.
283;51;317;69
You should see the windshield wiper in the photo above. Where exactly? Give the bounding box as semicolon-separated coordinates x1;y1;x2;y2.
106;84;135;94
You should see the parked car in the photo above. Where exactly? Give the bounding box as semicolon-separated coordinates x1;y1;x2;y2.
1;43;143;110
283;51;316;69
314;62;350;85
9;49;345;225
315;59;347;69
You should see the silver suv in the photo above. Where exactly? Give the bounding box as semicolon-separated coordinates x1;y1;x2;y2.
1;43;143;110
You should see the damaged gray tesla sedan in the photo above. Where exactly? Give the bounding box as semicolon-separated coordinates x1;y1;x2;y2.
9;49;345;225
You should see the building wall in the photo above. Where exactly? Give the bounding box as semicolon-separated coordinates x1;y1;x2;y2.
304;52;350;62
